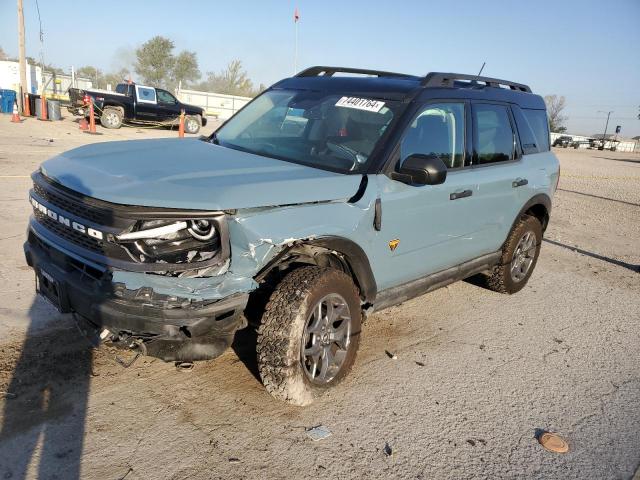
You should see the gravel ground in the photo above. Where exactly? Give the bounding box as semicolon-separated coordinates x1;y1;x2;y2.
0;116;638;480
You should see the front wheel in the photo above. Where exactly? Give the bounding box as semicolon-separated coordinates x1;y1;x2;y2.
487;215;542;294
257;266;362;406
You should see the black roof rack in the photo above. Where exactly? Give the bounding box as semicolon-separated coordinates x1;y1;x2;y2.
421;72;531;93
293;66;532;93
296;66;417;80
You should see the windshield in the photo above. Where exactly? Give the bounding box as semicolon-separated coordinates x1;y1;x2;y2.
214;89;399;173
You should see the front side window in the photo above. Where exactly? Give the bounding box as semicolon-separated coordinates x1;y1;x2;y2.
473;104;515;164
400;102;465;169
157;89;177;104
215;89;400;173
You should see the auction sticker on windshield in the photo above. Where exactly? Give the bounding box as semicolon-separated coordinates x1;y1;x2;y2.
335;97;385;113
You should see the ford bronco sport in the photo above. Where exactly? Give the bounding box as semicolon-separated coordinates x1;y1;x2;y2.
25;67;559;405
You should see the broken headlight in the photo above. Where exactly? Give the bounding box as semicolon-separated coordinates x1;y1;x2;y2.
116;218;221;265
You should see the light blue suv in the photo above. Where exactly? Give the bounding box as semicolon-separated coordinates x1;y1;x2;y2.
25;67;559;404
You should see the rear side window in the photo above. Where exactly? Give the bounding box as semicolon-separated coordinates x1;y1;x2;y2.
523;109;550;152
136;86;157;104
400;102;465;169
472;104;515;164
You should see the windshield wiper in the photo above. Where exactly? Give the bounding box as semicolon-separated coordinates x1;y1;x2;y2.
326;141;367;165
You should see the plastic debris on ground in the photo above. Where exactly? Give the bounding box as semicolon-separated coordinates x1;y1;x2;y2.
306;425;332;441
383;442;393;456
536;430;569;453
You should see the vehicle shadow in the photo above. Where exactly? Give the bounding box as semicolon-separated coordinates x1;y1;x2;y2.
543;238;639;273
557;188;640;208
231;283;272;383
0;301;93;480
594;156;640;164
0;174;110;479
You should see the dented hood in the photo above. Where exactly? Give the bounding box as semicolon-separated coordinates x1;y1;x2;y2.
40;138;362;210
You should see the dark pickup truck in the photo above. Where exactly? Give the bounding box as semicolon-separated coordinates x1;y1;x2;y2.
68;83;207;133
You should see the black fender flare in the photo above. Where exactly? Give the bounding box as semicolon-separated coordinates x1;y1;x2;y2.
257;236;377;304
507;193;552;240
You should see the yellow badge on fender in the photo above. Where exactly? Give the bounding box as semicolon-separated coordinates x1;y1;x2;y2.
388;239;400;251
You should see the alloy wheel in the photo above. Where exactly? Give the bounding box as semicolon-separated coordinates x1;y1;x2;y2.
301;293;352;384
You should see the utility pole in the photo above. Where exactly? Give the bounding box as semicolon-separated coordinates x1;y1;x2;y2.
598;110;613;149
17;0;28;114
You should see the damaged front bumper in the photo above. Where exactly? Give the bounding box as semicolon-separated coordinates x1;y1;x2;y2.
24;225;252;362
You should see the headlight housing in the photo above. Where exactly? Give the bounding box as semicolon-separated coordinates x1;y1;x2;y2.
115;217;225;267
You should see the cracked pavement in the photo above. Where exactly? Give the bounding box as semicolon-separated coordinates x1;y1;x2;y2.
0;118;638;479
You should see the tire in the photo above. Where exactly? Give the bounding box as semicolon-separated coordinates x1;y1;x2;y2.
184;115;201;134
487;215;543;294
100;107;123;129
257;266;362;406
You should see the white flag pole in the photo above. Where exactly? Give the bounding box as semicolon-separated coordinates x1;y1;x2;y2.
294;16;299;75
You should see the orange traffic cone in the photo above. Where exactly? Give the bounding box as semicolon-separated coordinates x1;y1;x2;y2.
178;109;185;138
88;99;97;134
24;94;31;116
10;102;21;123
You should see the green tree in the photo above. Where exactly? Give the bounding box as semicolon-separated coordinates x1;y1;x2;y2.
544;95;568;133
77;65;104;86
195;60;260;97
172;51;200;89
134;36;176;87
104;68;131;89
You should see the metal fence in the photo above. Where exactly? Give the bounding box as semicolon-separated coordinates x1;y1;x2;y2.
42;73;92;101
176;89;252;120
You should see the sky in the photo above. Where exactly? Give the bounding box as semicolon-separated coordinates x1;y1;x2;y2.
1;0;639;137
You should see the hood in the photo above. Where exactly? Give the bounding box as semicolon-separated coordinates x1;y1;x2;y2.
40;138;363;211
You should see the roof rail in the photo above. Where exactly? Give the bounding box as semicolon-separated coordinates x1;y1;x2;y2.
296;66;417;80
422;72;532;93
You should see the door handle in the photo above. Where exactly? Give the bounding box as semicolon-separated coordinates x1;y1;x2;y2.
450;189;473;200
512;178;528;188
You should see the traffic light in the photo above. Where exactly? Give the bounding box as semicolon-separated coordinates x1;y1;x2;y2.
615;125;621;134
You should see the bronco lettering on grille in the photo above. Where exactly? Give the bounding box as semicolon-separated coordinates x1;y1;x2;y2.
30;196;105;240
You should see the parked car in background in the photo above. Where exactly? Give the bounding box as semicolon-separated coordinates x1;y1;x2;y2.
67;83;206;133
552;135;573;148
26;67;559;405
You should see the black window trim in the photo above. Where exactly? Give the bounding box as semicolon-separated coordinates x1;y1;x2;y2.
469;100;523;169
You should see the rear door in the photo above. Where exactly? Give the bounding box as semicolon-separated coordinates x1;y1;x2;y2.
468;102;526;254
133;85;159;121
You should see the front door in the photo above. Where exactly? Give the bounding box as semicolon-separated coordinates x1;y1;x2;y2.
370;101;489;291
155;89;182;122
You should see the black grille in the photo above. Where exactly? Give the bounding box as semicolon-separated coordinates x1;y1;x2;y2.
34;210;105;253
33;181;113;225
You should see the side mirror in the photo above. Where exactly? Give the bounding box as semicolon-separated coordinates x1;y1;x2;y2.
398;154;447;185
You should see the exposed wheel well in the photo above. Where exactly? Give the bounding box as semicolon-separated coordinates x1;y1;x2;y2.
257;244;364;295
246;243;370;326
523;203;549;231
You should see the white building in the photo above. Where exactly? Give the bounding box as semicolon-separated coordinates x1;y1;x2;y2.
0;60;42;94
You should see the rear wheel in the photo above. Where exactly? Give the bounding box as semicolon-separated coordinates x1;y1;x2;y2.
184;115;201;134
487;215;542;294
257;266;362;405
100;107;123;129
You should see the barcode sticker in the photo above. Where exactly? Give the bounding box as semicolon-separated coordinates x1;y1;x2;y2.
335;97;385;113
